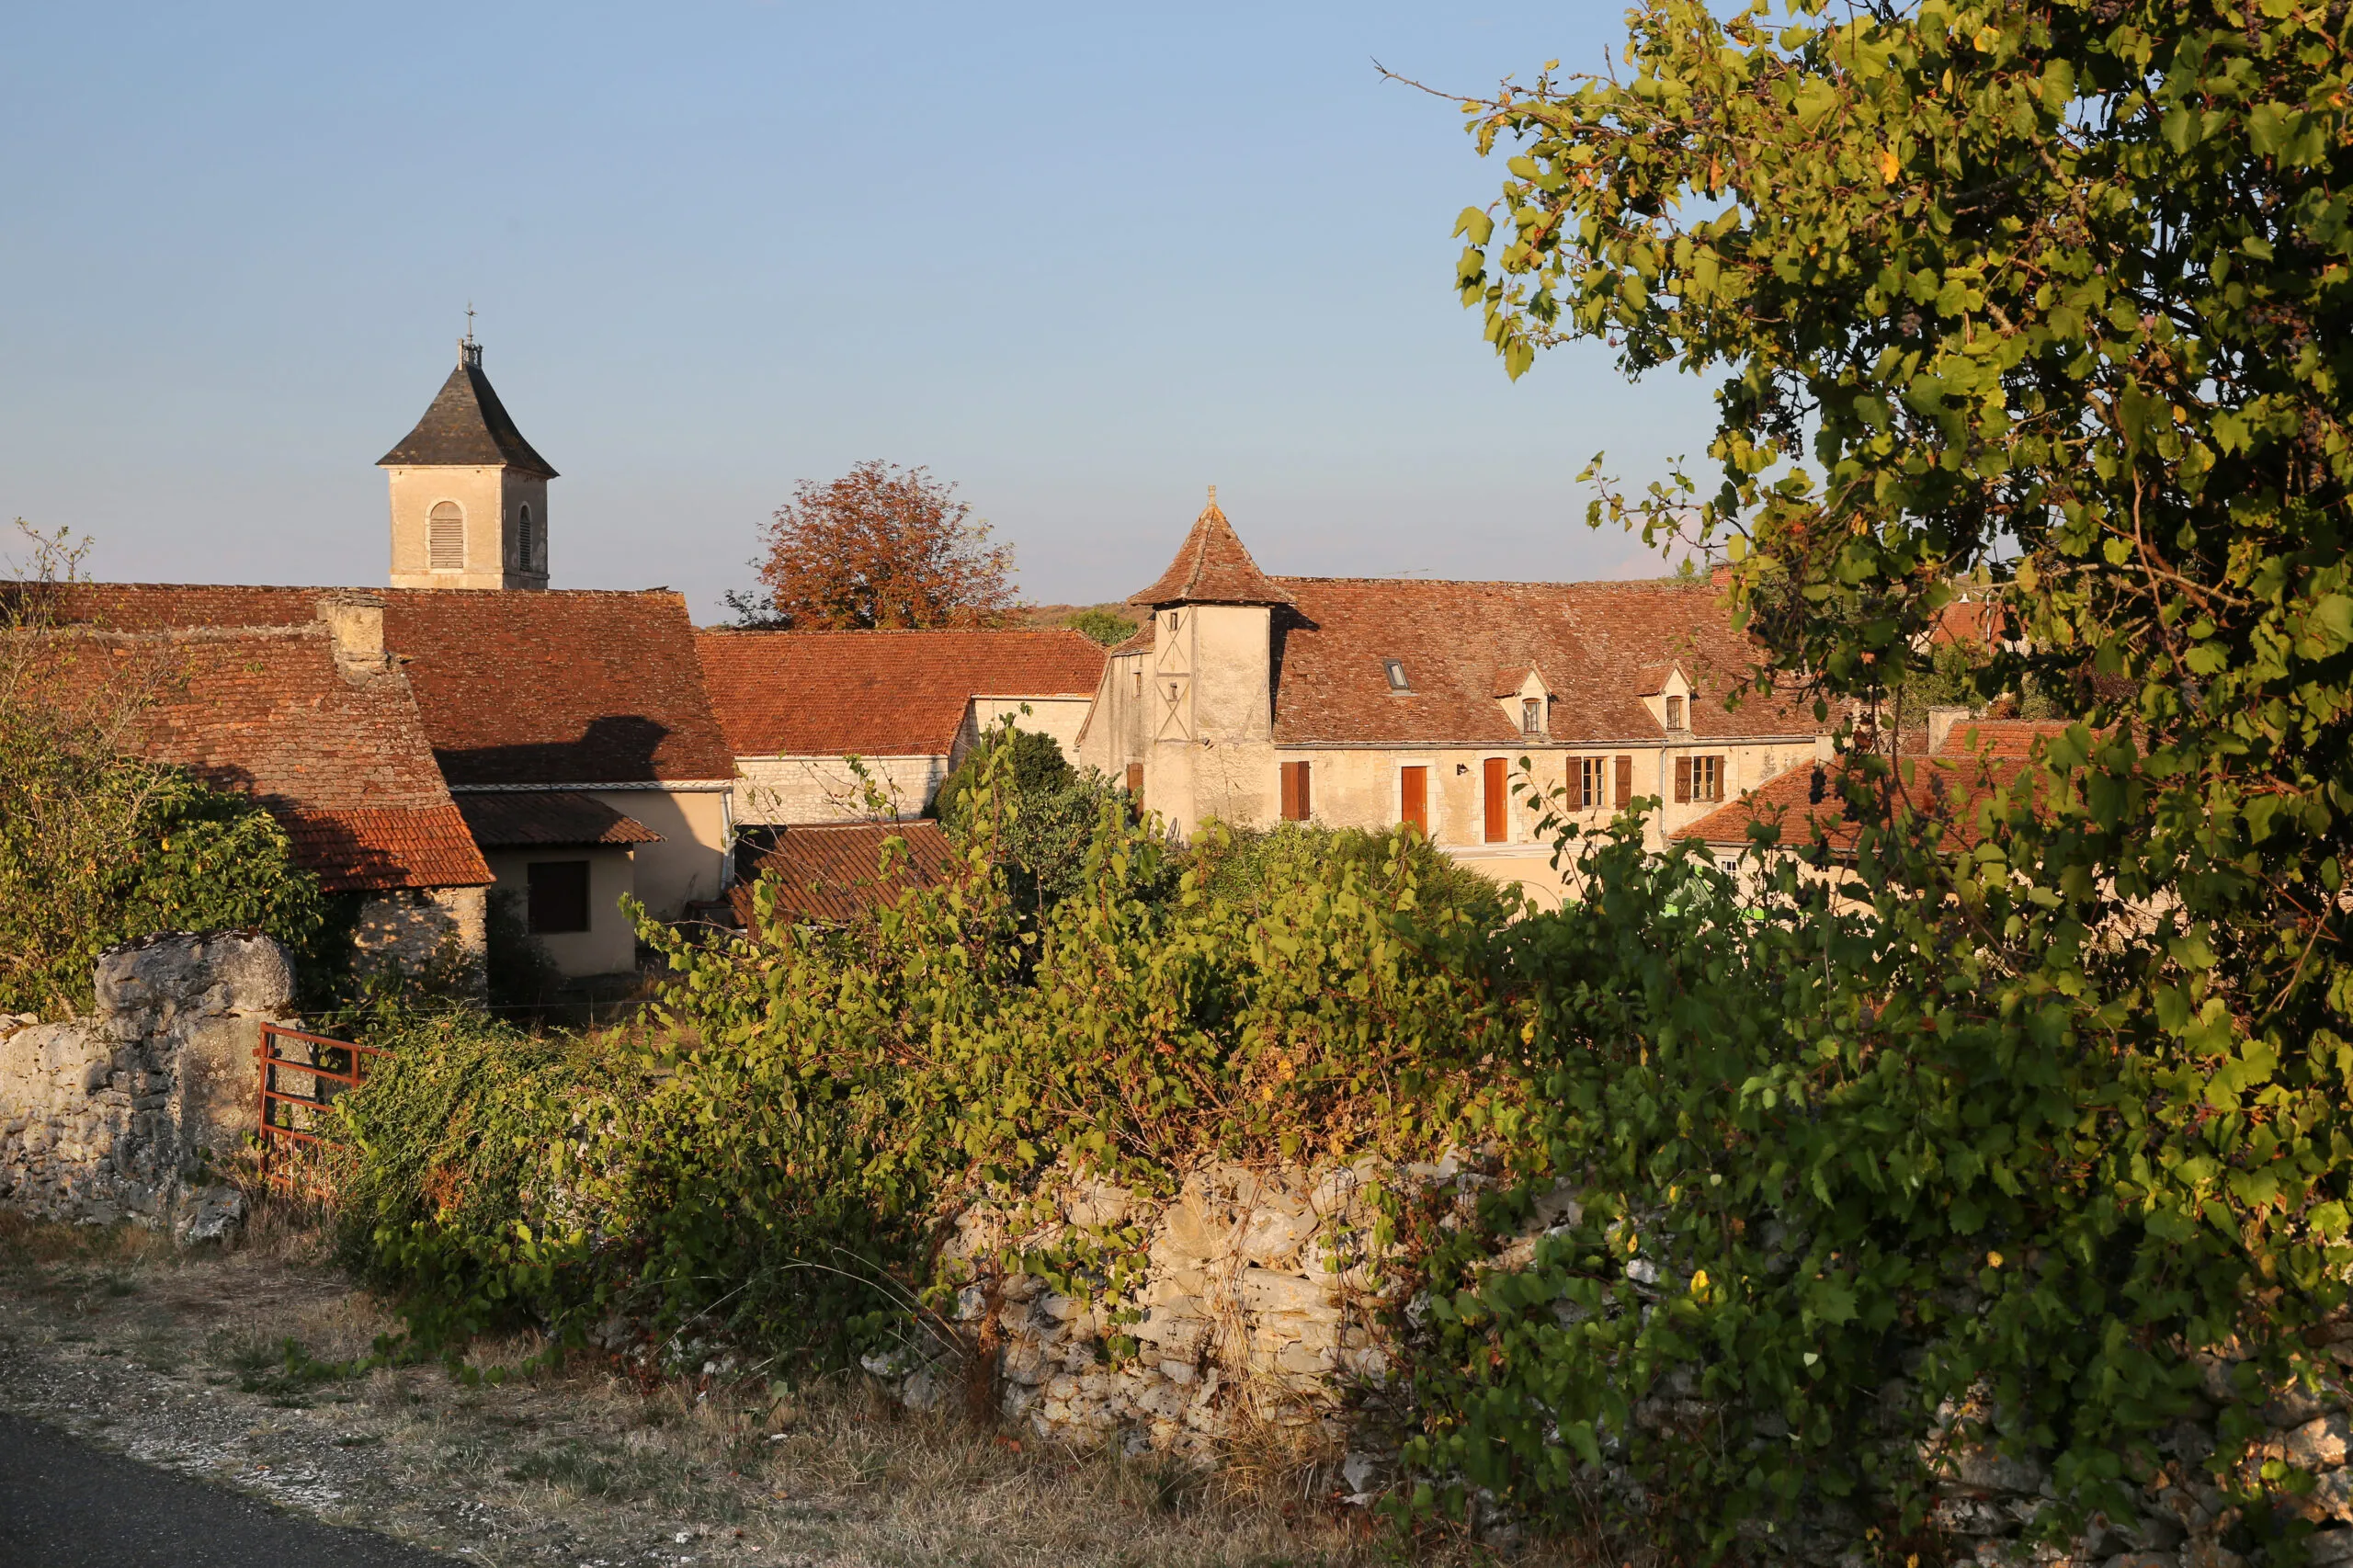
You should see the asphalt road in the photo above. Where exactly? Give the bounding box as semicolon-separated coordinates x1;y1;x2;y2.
0;1411;454;1567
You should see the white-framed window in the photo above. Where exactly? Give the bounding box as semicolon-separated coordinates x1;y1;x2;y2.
1521;697;1542;733
427;502;464;570
1576;756;1607;809
1665;694;1686;730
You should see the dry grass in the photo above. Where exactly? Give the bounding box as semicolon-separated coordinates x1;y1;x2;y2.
0;1202;1591;1567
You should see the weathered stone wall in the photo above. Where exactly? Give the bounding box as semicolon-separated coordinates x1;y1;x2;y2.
352;885;485;988
0;932;294;1237
882;1159;2353;1565
872;1159;1434;1467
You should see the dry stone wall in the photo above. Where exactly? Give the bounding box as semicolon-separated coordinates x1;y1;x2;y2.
0;932;294;1239
873;1158;2353;1565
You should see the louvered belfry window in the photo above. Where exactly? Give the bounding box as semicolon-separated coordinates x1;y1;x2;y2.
428;502;465;570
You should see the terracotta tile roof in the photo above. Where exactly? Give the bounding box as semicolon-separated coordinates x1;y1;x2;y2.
1264;577;1814;747
694;629;1107;758
382;590;735;785
1129;498;1294;608
727;820;961;926
1942;719;2076;756
29;625;491;892
33;584;738;788
377;346;558;477
1683;722;2079;852
455;791;663;847
277;806;495;892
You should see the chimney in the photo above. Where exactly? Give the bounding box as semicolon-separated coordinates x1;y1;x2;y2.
1927;705;1970;756
315;592;387;675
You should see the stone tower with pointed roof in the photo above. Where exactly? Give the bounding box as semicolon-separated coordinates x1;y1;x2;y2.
1126;489;1292;829
381;338;558;590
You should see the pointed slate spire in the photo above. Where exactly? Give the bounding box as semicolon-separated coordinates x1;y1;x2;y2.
377;339;558;478
1129;487;1293;608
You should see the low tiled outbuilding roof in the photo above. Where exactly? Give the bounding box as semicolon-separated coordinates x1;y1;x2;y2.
1129;497;1294;608
1683;721;2076;852
727;820;961;926
1263;577;1812;747
455;791;662;847
694;629;1106;759
34;624;491;892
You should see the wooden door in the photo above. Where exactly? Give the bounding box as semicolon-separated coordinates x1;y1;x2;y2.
1399;766;1428;835
1483;758;1507;842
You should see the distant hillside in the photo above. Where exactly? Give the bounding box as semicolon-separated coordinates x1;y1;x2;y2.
1017;602;1140;646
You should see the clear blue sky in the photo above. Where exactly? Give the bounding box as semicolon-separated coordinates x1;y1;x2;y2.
0;2;1717;621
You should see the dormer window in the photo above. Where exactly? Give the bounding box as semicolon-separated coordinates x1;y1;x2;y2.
1384;659;1411;692
1521;698;1542;733
1665;695;1686;730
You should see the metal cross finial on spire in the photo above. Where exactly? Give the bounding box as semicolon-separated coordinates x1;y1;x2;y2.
460;302;482;367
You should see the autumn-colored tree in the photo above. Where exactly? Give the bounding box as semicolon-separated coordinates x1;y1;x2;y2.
733;461;1018;630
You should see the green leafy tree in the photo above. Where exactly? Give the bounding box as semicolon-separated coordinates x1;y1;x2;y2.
1411;0;2353;1548
1064;608;1139;646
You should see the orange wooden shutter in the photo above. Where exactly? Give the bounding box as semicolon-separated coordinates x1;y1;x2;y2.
1674;756;1691;802
1483;757;1507;842
1400;767;1427;834
1280;761;1311;821
1296;760;1311;820
1567;758;1585;810
1615;755;1632;807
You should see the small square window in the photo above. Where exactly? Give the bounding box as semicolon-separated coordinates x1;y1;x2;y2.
1383;659;1410;691
527;860;592;934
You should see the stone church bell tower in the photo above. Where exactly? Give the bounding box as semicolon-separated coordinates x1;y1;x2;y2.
380;332;557;590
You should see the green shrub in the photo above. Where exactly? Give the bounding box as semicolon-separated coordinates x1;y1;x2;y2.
0;754;334;1017
334;792;1516;1369
930;726;1073;822
1181;819;1510;928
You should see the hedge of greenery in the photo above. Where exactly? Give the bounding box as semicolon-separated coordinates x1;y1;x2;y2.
0;755;335;1017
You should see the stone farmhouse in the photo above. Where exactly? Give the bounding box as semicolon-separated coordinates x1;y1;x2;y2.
695;629;1105;824
1077;494;1829;901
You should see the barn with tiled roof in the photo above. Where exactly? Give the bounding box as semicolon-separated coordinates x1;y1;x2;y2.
696;628;1105;824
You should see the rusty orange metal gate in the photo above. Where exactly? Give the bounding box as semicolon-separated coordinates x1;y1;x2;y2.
254;1022;387;1191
